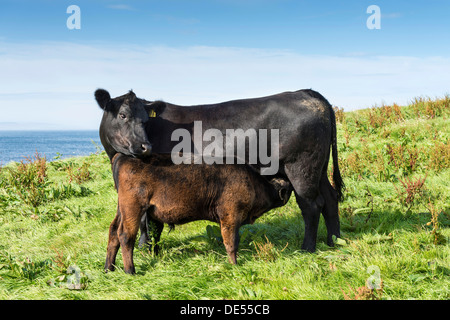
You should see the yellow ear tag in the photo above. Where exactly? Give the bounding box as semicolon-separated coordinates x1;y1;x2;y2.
149;109;156;117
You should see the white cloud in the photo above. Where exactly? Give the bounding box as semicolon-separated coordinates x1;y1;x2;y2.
0;41;449;129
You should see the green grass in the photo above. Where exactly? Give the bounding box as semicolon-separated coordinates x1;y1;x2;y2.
0;96;449;300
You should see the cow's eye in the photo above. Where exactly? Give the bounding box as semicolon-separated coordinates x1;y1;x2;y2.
119;113;127;120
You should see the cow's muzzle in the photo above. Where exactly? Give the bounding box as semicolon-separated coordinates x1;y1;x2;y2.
140;143;152;156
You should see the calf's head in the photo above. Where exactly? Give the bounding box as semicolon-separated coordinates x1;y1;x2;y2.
269;177;292;206
95;89;151;160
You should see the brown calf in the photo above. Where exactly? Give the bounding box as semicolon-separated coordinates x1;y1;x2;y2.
105;153;292;274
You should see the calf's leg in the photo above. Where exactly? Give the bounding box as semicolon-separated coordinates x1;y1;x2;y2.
105;206;121;272
118;203;145;275
220;216;240;264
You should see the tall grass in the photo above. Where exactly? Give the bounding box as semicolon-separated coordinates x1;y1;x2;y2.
2;152;48;208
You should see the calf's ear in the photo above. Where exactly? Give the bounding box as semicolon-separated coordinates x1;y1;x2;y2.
95;89;111;110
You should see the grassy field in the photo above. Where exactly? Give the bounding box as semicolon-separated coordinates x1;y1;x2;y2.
0;96;449;300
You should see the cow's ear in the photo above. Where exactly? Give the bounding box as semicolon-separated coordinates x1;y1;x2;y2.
95;89;111;110
143;100;166;117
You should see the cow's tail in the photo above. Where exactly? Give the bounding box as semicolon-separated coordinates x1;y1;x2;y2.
330;106;345;202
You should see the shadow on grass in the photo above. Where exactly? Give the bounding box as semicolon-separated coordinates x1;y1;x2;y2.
131;202;444;270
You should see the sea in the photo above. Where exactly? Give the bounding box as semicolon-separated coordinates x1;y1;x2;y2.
0;130;103;165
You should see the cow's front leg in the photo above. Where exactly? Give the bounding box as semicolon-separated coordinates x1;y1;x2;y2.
138;213;150;248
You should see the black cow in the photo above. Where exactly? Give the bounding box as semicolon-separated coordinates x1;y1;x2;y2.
95;89;152;158
95;88;344;252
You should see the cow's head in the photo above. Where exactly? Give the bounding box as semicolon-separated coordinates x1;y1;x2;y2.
95;89;152;160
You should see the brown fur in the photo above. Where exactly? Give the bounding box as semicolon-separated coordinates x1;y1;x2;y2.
105;153;291;274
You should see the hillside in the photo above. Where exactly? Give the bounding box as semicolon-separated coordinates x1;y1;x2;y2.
0;95;449;300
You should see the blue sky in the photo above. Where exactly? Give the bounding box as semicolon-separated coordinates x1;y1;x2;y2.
0;0;449;129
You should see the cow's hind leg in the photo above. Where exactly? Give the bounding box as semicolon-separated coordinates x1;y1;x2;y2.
285;161;324;253
320;172;340;246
